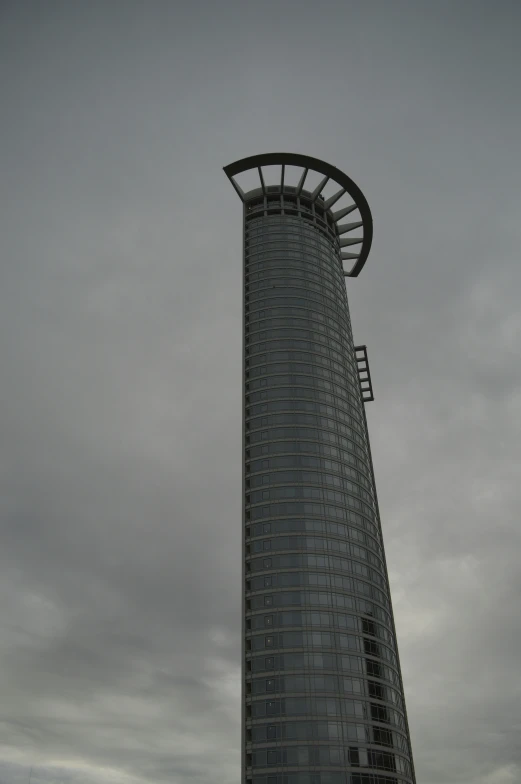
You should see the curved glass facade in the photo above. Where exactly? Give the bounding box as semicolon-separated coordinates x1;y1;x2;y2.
242;187;415;784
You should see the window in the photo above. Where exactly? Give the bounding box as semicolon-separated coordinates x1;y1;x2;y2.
266;678;276;691
371;704;391;723
373;728;393;747
265;615;274;627
364;639;380;656
368;681;385;700
265;636;274;647
267;725;277;739
264;596;273;606
265;657;274;669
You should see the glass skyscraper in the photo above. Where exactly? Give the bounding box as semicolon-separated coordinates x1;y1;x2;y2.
224;154;415;784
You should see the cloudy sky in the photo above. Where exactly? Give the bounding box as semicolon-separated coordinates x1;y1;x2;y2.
0;1;520;783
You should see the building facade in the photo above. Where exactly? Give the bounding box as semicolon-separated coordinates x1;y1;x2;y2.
224;153;416;784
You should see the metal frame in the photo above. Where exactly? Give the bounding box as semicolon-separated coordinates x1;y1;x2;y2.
355;345;375;403
224;152;373;277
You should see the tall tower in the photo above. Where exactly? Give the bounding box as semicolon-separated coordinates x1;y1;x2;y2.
224;153;415;784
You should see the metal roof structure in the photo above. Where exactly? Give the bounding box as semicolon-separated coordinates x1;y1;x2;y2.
224;152;373;277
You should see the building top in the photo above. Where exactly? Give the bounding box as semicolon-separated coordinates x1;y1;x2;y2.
224;152;373;277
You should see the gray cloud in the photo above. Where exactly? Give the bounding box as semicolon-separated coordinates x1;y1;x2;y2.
0;1;520;782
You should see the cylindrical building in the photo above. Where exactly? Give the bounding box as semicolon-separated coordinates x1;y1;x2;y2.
224;154;415;784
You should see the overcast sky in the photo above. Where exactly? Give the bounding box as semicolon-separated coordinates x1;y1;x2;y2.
0;1;520;783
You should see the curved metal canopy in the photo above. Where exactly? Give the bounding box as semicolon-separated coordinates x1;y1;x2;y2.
224;152;373;277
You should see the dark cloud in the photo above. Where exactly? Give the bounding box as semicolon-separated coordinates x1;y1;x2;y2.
0;1;520;782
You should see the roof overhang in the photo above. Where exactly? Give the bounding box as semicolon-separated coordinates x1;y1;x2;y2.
224;152;373;277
